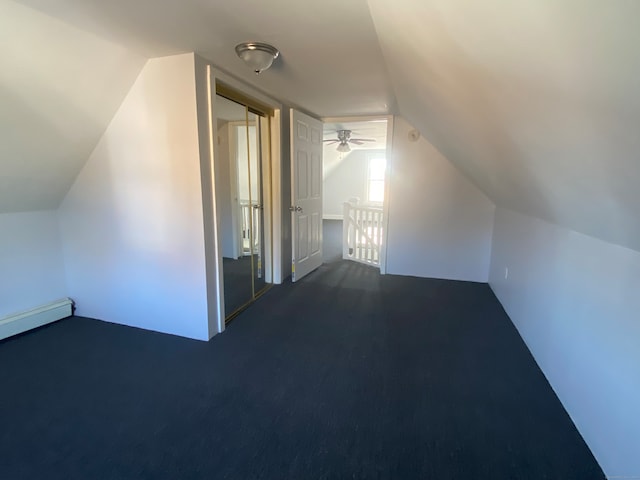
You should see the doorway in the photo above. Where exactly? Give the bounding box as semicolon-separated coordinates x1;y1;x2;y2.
321;117;392;271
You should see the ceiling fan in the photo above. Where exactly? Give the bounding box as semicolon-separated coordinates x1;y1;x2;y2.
323;129;375;152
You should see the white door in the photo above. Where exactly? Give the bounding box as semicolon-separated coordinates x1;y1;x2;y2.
290;109;323;282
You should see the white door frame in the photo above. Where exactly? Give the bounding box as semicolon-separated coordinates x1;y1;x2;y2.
321;115;394;274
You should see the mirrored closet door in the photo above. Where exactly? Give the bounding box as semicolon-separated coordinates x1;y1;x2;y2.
215;92;270;321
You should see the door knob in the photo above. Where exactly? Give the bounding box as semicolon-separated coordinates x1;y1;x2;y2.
289;205;303;213
253;204;263;210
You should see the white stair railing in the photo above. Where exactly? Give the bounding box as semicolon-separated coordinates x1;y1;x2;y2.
343;201;384;267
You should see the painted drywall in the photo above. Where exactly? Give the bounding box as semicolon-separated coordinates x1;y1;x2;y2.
0;211;67;317
236;124;260;203
385;117;495;282
369;0;640;253
323;149;386;218
321;145;343;181
0;0;145;213
59;53;210;341
489;207;640;477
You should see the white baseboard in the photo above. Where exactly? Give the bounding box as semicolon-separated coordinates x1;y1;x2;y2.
323;214;343;220
0;298;73;341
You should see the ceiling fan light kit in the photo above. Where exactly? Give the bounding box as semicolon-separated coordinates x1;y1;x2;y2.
235;42;280;74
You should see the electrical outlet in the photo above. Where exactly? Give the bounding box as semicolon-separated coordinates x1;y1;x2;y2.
504;267;509;279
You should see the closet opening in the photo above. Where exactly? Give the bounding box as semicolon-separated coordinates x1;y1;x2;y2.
214;85;273;323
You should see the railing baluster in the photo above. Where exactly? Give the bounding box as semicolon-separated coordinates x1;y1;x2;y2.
373;211;377;263
376;210;381;263
343;202;350;260
367;210;372;263
365;210;369;263
376;212;379;262
340;202;383;268
355;209;359;261
357;207;362;262
364;210;368;262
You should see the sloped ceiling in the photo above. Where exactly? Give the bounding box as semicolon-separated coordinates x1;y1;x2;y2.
368;0;640;252
5;0;640;254
0;1;145;213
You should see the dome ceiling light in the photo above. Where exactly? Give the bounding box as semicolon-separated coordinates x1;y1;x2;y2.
235;42;280;74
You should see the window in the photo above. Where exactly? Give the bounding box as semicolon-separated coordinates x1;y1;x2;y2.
367;156;386;203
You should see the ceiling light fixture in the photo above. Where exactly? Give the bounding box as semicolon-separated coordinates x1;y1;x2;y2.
235;42;280;74
336;142;351;153
324;129;374;152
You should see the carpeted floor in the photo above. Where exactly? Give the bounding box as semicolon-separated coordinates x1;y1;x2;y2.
0;229;604;478
322;219;343;263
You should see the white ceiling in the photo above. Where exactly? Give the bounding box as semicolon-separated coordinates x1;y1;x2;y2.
4;0;640;253
13;0;396;117
0;1;145;213
323;119;388;177
369;0;640;252
324;120;388;150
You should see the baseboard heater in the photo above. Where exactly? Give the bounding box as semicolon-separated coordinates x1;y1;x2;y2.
0;298;74;341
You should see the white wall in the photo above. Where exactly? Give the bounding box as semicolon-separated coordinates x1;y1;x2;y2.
323;149;386;218
236;124;260;202
489;207;640;477
59;53;211;341
0;211;67;318
385;116;495;282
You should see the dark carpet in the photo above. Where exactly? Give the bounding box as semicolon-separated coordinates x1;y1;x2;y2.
0;253;603;478
323;219;343;263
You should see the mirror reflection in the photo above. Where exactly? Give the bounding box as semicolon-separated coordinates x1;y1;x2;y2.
215;94;266;319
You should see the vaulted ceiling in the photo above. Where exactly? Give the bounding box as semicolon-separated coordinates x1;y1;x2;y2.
4;0;640;252
0;0;144;213
369;0;640;252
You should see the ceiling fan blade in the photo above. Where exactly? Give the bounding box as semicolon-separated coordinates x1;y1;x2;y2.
350;138;376;143
323;140;339;144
